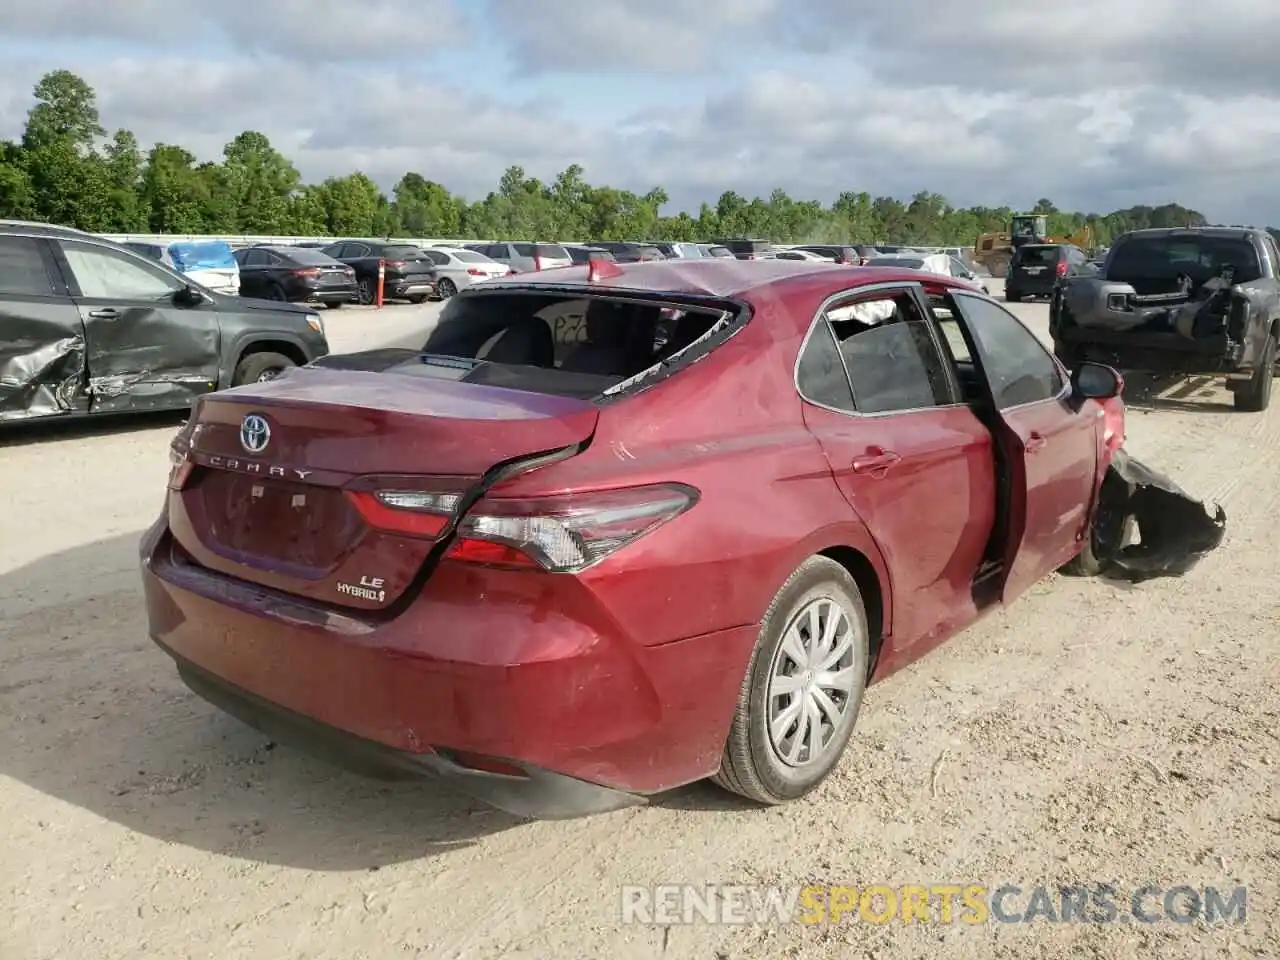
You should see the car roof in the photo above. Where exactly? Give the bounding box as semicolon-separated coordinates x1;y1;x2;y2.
1118;227;1263;240
0;219;100;240
469;258;972;300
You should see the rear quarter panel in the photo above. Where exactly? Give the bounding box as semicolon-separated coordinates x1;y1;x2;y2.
489;322;892;648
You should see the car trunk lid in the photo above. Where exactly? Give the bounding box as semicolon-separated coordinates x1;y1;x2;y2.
167;368;598;610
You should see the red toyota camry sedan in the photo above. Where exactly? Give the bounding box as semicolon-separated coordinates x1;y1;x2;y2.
141;258;1127;818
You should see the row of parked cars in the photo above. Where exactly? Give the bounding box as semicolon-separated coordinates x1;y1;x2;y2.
120;234;995;310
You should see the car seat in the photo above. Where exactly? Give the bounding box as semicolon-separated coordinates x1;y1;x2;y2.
477;319;555;367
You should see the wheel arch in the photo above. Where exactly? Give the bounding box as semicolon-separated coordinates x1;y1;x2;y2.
226;337;309;386
816;545;887;677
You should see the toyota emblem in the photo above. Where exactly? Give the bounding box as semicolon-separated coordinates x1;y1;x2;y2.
240;414;270;453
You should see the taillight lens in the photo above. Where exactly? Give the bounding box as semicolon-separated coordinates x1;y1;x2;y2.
1056;260;1068;277
384;260;406;269
345;487;464;538
292;268;321;279
467;267;485;276
446;483;698;572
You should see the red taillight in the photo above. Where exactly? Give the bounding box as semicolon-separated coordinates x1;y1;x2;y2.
444;482;698;572
344;486;464;538
168;447;194;490
1056;260;1068;277
291;268;321;279
467;267;485;276
1100;394;1125;457
384;260;406;269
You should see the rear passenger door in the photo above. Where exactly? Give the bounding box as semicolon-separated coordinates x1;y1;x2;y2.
946;291;1098;600
796;283;997;663
0;234;89;420
234;249;271;298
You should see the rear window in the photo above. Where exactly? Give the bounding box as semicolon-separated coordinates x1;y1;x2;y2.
420;292;730;398
453;250;491;263
1016;246;1061;266
1107;234;1262;285
283;247;339;265
382;244;425;258
535;243;569;259
706;246;733;258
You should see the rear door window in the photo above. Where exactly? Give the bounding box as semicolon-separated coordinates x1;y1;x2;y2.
513;243;535;256
0;236;56;296
818;291;955;414
60;241;183;301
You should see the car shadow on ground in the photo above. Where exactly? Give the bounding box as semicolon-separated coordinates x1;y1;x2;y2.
1120;373;1242;415
0;531;525;873
0;410;189;448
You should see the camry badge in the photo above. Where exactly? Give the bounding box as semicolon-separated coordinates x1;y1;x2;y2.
240;414;270;454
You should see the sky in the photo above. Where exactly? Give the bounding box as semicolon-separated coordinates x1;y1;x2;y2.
0;0;1277;223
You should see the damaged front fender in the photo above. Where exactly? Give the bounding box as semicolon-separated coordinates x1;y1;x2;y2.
1097;447;1226;582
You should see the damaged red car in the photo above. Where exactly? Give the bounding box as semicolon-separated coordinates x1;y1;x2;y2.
142;258;1134;819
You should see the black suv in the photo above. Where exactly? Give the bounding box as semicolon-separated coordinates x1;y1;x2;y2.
233;245;357;306
0;221;330;424
1006;244;1094;301
1050;227;1280;411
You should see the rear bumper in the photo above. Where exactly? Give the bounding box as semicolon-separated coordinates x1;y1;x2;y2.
385;278;436;298
140;521;756;817
301;281;358;304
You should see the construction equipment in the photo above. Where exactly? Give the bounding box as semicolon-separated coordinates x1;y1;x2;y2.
973;214;1095;278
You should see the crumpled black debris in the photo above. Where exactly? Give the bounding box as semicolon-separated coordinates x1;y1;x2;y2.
1104;446;1227;582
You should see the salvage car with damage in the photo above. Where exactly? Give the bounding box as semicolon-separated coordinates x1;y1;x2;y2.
0;221;330;424
1049;226;1280;411
141;257;1225;819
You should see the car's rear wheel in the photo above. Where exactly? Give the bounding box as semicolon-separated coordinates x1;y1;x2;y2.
232;351;296;386
326;301;343;309
1233;335;1276;412
437;278;457;299
1005;289;1023;303
714;556;869;805
269;283;288;301
357;278;375;305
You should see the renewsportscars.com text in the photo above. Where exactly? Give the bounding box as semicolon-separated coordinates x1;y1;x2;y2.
620;883;1247;926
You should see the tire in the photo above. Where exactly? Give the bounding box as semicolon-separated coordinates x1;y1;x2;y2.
437;277;457;299
269;283;288;301
408;294;428;304
326;301;343;310
357;278;375;305
714;556;870;805
1061;472;1135;576
1005;289;1023;303
232;351;296;386
1233;335;1275;412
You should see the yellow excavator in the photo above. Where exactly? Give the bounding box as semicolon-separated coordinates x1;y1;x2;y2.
973;214;1095;277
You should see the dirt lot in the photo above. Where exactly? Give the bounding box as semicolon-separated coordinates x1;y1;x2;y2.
2;288;1277;960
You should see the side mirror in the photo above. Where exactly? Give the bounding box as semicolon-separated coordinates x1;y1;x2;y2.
175;283;205;306
1071;361;1122;399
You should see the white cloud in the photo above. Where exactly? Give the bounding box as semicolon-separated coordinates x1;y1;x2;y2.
0;0;1277;223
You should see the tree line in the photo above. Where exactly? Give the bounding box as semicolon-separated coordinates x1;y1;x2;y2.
0;70;1264;249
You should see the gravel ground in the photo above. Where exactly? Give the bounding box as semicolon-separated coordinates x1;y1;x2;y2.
2;286;1277;960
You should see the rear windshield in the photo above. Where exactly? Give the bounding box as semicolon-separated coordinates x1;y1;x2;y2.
282;247;339;265
453;250;491;263
535;243;569;258
382;244;425;258
706;246;733;258
1108;234;1262;285
1016;246;1061;265
420;292;730;398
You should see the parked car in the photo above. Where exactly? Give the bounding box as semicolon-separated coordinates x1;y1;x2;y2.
697;243;734;259
463;241;573;274
773;248;836;262
713;238;774;260
0;221;329;424
420;246;511;298
320;240;438;304
565;244;617;265
144;255;1141;820
123;240;241;296
865;253;990;294
586;241;667;263
651;242;704;259
790;244;879;265
1050;226;1280;411
1005;244;1095;302
233;245;357;307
